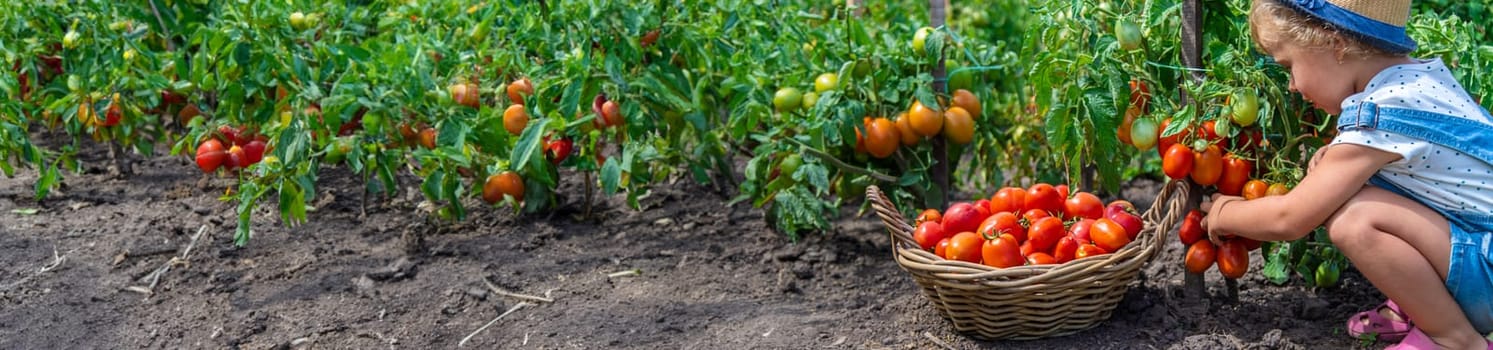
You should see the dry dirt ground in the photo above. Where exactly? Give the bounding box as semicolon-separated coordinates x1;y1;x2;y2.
0;146;1391;349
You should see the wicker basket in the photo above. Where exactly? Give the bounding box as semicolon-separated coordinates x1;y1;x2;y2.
867;181;1190;340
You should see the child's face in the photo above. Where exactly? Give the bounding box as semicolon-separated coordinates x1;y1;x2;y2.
1268;42;1357;115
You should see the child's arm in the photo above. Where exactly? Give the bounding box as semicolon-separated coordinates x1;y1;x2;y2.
1204;143;1400;242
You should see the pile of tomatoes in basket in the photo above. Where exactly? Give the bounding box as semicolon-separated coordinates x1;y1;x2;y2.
911;183;1145;268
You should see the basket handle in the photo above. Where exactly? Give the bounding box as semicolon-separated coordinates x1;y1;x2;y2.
865;185;917;251
1137;179;1192;262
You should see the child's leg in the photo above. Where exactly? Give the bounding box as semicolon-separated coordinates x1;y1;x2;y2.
1326;186;1488;349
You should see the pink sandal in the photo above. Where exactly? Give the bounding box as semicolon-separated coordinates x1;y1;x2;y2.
1383;328;1493;350
1348;300;1414;342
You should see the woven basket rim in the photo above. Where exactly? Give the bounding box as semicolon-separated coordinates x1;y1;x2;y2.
868;180;1190;287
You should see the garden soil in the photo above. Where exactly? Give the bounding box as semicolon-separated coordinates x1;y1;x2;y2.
0;144;1391;349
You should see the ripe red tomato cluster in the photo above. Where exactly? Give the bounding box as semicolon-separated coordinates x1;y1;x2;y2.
1160;136;1256;195
1177;205;1268;279
911;183;1145;268
195;125;269;173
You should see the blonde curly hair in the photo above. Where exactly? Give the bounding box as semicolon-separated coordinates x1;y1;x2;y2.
1249;0;1399;60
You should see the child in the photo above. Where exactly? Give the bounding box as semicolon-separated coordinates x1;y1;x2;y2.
1202;0;1493;349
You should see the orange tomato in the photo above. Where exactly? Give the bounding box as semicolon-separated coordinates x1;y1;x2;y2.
950;89;981;119
503;105;528;135
482;171;525;204
1090;218;1132;252
1266;183;1291;196
1026;252;1057;265
1242;180;1269;200
1162;144;1194;180
506;78;534;105
863;117;900;159
981;233;1024;268
1191;145;1223;186
945;232;985;263
893;113;919;146
989;187;1026;214
907;100;942;136
941;107;975;144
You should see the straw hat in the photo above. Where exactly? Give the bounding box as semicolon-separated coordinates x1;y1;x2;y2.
1280;0;1416;54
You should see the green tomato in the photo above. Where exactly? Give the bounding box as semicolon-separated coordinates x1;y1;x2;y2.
852;59;872;78
912;27;933;54
779;154;803;183
773;87;803;113
946;61;974;91
325;137;352;163
1130;117;1159;150
1315;260;1341;288
290;12;309;30
361;111;383;135
1231;91;1260;127
801;91;818;110
814;73;839;93
63;30;80;49
1115;19;1143;51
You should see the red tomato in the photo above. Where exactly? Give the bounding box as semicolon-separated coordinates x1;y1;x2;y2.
1022;208;1050;224
1090;218;1132;252
1239;237;1263;251
913;222;947;251
941;202;985;236
195;139;227;173
1157;118;1190;158
946;232;985;263
1026;252;1057;265
973;199;993;218
935;238;952;258
1068;218;1096;243
1216;240;1250;279
915;209;942;225
1055;184;1070;199
1178;209;1205;246
1053;236;1079;263
1025;183;1064;216
1162;144;1195;180
1106;208;1144;240
1064;192;1104;220
977;212;1025;243
242;140;267;166
1019;240;1037;257
1217;155;1254;196
1129;79;1150;112
1106;200;1136;214
1200;120;1222;142
1026;216;1065;253
1184;240;1217;274
982;233;1025;268
1075;243;1108;259
989;187;1026;214
1191;145;1223;186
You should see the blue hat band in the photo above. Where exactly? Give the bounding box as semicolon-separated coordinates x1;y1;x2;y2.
1282;0;1418;54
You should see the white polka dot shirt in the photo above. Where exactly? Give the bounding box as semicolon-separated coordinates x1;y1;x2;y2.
1333;59;1493;213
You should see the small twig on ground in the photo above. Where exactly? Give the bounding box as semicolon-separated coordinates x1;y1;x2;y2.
481;277;554;304
922;332;956;350
458;302;531;347
606;269;641;278
0;244;68;292
129;224;210;294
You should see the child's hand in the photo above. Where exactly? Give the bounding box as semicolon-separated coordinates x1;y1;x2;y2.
1199;193;1245;246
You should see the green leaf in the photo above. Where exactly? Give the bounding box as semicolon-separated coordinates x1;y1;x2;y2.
1262;241;1294;285
800;162;829;193
600;156;621;195
437;120;471;150
510;119;546;172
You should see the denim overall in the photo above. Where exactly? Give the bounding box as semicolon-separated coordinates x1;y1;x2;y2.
1339;101;1493;334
